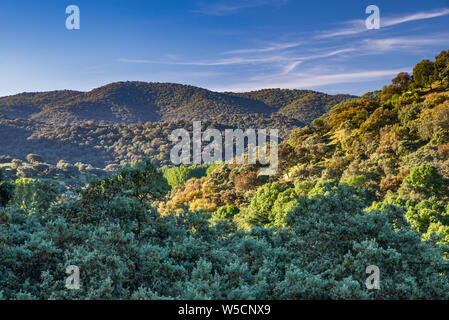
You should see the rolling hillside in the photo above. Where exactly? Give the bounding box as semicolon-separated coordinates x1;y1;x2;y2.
0;82;355;124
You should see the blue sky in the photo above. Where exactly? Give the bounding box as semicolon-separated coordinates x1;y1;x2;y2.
1;0;448;96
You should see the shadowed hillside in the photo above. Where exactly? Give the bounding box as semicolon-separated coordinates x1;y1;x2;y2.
0;82;355;124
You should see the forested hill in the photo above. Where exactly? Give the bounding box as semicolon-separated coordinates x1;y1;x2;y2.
0;82;355;124
228;89;354;124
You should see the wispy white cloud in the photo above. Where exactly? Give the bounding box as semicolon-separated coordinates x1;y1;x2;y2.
118;58;156;64
382;8;449;26
193;0;287;16
119;56;289;66
213;68;409;92
282;61;302;74
362;35;449;52
147;71;229;81
224;41;303;54
298;48;355;61
316;19;365;39
118;48;354;68
317;8;449;39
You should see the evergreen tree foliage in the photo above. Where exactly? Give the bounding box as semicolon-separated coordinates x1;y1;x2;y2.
0;169;13;207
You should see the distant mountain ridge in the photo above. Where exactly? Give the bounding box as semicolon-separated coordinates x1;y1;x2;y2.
0;82;356;125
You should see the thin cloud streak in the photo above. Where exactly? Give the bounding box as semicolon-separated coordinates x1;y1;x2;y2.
118;48;355;68
316;19;365;39
213;68;410;92
119;56;291;66
224;42;303;54
383;8;449;26
192;0;287;16
317;8;449;39
363;35;449;51
282;61;302;74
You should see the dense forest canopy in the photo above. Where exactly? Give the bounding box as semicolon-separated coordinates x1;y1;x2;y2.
0;83;354;124
1;50;449;299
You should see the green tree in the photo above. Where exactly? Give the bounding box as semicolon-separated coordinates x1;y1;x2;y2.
434;50;449;85
12;178;59;213
391;72;412;92
214;204;239;219
210;205;239;225
399;165;443;200
235;183;283;229
269;188;299;228
413;59;435;89
0;169;13;207
81;160;169;209
404;197;448;234
162;165;208;188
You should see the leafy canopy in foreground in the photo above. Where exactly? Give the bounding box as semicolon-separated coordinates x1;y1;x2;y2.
1;175;447;300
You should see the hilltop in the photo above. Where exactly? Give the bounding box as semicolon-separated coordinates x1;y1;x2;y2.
0;82;355;125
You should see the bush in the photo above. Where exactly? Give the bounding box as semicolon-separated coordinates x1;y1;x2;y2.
211;205;240;225
56;160;79;177
26;154;44;164
16;167;36;178
233;170;260;192
162;165;208;188
438;143;449;158
32;163;50;173
0;155;12;164
11;159;23;168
